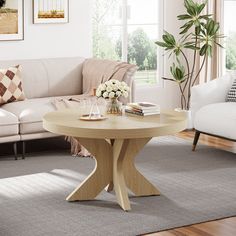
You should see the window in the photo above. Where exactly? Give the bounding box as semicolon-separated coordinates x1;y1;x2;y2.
224;0;236;70
92;0;163;85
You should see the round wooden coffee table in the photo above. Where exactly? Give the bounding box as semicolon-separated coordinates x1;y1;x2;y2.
43;109;187;211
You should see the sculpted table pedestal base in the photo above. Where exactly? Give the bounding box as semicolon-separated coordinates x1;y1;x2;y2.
43;109;187;211
66;137;160;211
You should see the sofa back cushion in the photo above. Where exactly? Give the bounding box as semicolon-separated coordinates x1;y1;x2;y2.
0;57;85;99
42;57;85;97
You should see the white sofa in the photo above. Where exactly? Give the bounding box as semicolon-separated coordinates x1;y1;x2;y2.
0;57;135;159
190;74;236;151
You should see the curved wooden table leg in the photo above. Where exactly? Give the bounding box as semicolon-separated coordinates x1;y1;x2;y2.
66;137;159;211
66;138;113;201
113;139;131;211
105;182;114;192
105;139;115;193
123;138;161;196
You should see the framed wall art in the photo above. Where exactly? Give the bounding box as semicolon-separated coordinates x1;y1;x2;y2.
33;0;69;24
0;0;24;41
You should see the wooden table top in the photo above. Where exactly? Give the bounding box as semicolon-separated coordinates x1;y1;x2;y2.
43;109;187;139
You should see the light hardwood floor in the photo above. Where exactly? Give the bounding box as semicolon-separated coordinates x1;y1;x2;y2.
145;130;236;236
178;131;236;153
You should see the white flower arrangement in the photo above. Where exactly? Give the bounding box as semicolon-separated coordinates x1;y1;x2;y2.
96;79;130;99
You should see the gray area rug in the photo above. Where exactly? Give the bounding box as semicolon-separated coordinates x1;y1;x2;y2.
0;136;236;236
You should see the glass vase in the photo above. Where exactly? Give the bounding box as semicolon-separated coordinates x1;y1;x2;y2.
106;97;122;115
89;98;101;119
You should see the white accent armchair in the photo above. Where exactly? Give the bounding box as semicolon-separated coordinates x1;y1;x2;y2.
190;74;236;151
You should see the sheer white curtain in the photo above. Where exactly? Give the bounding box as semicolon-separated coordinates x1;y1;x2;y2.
197;0;224;83
208;0;224;80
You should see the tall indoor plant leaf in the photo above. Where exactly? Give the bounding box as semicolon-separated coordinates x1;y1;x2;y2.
155;0;224;110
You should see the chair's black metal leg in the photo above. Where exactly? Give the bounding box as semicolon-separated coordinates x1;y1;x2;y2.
192;131;201;151
22;141;26;159
13;142;18;160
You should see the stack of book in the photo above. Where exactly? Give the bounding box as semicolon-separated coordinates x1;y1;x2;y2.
125;102;160;116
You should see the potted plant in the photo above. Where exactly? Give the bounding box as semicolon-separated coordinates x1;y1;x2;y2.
155;0;224;119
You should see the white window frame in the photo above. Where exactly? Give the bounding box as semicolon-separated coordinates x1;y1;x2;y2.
222;0;227;74
93;0;164;88
222;0;236;74
122;0;164;88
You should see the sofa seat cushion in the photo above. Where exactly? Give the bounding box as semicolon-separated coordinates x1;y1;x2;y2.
194;102;236;140
2;97;58;135
0;109;19;137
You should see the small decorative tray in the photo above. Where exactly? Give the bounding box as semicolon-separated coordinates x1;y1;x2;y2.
79;114;107;121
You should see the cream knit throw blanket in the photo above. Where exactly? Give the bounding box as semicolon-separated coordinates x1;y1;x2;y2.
52;58;137;157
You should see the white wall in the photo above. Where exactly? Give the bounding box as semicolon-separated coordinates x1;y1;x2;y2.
135;0;185;109
0;0;183;109
0;0;92;60
5;0;18;9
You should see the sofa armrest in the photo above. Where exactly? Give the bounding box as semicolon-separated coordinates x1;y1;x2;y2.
131;80;136;103
119;67;138;104
119;79;136;104
190;74;234;118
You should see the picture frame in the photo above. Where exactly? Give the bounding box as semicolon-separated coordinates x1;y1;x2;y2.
0;0;24;41
33;0;69;24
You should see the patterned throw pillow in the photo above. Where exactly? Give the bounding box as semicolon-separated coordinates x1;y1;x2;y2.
0;65;25;105
226;79;236;102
